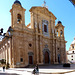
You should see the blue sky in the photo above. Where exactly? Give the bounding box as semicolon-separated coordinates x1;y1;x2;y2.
0;0;75;50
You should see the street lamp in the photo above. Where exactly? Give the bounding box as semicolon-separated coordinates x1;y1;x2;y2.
0;27;13;41
0;28;3;35
0;26;13;67
0;28;4;41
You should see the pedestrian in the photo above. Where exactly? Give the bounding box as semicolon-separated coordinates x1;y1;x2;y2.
3;65;5;72
35;64;39;73
32;64;39;75
32;68;36;74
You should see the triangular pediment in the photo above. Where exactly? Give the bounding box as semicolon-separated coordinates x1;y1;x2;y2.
29;6;56;19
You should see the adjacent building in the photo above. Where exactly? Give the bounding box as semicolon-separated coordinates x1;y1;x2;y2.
67;37;75;63
0;0;67;67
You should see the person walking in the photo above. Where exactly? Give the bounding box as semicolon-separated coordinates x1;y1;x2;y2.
3;65;5;72
32;64;39;75
35;64;39;73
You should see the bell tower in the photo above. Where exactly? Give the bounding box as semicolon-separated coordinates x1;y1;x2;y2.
10;0;26;28
55;21;64;38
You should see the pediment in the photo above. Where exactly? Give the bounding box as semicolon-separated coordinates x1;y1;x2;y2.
29;6;56;19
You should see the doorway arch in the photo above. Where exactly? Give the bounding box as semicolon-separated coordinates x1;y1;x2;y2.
28;52;34;64
43;49;50;64
29;56;33;64
58;54;60;63
45;51;49;63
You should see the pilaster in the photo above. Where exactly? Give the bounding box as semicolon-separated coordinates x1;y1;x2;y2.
35;35;39;64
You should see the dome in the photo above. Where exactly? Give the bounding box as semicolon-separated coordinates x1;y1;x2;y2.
58;21;62;24
14;0;21;5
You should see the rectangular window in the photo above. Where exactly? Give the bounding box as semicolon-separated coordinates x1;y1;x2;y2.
44;24;47;32
20;58;23;62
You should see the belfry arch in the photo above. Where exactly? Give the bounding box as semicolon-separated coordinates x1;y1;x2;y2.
17;14;22;23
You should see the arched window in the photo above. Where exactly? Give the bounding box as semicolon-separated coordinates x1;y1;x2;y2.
20;58;23;62
72;45;74;49
73;51;74;53
60;30;63;36
17;14;22;23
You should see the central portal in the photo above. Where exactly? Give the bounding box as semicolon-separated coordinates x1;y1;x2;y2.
43;48;50;64
45;51;49;63
29;56;33;64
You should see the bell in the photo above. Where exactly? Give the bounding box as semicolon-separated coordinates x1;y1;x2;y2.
17;19;20;22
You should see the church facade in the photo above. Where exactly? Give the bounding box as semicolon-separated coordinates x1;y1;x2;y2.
0;0;67;67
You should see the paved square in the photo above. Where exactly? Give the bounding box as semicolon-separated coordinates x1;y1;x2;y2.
0;64;75;75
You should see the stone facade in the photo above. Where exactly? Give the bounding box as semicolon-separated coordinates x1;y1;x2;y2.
0;1;67;67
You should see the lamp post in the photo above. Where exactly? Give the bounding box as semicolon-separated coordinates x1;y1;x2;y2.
0;28;4;41
0;27;13;67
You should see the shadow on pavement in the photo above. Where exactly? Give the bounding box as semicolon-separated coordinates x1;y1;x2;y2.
38;64;75;69
26;64;75;70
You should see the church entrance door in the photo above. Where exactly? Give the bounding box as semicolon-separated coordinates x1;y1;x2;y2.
58;55;60;63
45;51;49;64
29;56;33;64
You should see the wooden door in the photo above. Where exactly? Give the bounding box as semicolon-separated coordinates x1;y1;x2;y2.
45;51;49;63
58;55;60;63
29;56;33;64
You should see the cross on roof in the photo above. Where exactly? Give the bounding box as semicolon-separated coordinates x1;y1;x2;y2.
44;0;46;6
42;0;48;9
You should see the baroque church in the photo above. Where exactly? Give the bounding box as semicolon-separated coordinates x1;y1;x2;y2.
0;0;67;67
